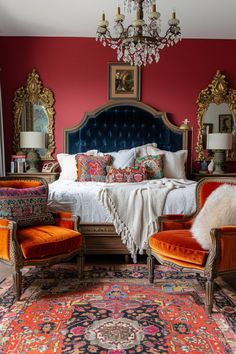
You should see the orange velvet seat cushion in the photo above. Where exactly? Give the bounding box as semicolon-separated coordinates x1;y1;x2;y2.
149;230;209;266
17;225;82;260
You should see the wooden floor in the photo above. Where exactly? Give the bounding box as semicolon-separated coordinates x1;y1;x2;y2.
1;256;236;291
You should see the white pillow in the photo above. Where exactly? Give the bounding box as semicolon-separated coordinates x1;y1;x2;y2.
191;184;236;250
97;148;136;168
57;153;77;180
109;148;136;168
135;143;158;157
57;150;98;180
156;149;188;179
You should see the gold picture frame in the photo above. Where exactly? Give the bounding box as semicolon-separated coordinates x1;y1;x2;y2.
219;114;233;133
108;63;141;100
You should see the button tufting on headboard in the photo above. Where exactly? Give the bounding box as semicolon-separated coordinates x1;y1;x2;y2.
64;103;185;155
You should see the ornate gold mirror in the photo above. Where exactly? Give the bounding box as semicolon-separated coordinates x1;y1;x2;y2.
196;70;236;161
13;69;55;160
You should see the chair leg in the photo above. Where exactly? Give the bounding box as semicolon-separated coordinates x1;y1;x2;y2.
148;254;155;283
77;253;84;280
205;278;215;315
13;268;22;300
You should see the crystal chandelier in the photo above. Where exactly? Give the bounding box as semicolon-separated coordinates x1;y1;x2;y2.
96;0;181;66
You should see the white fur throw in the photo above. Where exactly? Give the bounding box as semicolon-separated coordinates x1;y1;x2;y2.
191;184;236;250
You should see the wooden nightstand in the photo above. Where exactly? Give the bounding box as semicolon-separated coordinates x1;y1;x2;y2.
191;172;236;181
7;172;59;184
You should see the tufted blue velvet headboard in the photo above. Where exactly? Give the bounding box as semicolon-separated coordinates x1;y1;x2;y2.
63;101;191;175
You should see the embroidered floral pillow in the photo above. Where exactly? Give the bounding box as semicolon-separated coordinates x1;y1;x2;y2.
76;154;112;182
135;155;164;179
106;166;148;183
0;185;55;228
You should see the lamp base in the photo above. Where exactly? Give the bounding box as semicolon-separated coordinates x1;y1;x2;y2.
26;150;40;173
213;150;225;174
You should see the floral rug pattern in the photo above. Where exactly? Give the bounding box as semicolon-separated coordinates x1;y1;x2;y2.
0;264;235;353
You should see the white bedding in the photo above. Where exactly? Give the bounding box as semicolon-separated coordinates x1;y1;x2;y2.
48;178;197;223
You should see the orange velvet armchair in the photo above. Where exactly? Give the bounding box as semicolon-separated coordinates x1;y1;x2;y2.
0;177;84;300
147;177;236;314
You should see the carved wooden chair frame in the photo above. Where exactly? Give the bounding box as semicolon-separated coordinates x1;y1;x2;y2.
147;176;236;314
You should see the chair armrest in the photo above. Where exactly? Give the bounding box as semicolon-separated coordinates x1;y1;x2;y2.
52;212;81;231
158;214;194;231
208;227;236;272
0;219;17;261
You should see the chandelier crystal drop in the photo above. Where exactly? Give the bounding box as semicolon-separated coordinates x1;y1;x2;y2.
96;0;181;66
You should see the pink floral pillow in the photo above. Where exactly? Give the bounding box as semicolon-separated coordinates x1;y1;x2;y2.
106;166;148;183
135;155;164;179
76;154;111;182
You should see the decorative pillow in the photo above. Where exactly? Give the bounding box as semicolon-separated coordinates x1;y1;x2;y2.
57;150;99;181
156;149;188;179
106;166;148;183
0;185;55;228
135;143;158;158
191;184;236;250
135;155;164;179
76;154;112;182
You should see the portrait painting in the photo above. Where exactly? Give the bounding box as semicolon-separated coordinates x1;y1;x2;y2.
219;114;233;133
108;63;141;100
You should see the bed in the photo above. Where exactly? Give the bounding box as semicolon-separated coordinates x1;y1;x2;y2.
48;101;196;260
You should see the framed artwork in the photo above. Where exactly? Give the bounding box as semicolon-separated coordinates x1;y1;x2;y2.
108;63;141;100
202;123;213;149
219;114;233;133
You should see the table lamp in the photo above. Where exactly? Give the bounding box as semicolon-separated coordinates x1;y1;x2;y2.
207;133;232;174
20;131;45;173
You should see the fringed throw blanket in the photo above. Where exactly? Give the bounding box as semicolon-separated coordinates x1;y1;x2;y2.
98;180;175;262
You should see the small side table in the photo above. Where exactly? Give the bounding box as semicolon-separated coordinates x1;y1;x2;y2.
7;172;59;184
191;172;236;182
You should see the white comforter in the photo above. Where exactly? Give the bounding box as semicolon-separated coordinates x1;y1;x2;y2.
48;178;197;223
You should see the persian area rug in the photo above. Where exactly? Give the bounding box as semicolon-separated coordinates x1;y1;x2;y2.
0;264;235;354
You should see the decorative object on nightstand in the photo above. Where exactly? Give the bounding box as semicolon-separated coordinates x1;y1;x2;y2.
207;159;214;174
207;133;232;174
200;160;208;172
20;131;45;173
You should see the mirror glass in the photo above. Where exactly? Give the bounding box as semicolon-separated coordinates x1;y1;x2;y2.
13;69;55;160
196;70;236;161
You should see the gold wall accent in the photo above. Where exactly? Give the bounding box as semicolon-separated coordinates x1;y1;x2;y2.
13;69;55;160
196;70;236;161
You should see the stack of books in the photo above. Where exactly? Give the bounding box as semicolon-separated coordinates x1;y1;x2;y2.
11;154;26;173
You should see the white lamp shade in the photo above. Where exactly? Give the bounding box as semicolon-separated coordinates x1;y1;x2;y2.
20;131;46;149
207;133;232;150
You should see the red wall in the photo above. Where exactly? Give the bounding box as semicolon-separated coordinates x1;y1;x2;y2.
0;37;236;172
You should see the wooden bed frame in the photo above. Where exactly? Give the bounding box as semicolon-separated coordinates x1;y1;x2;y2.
63;100;192;257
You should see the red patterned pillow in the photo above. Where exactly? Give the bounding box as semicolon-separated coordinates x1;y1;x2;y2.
106;166;148;183
76;154;112;182
135;155;164;179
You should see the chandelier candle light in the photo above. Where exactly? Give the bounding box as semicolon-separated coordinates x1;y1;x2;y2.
96;0;181;66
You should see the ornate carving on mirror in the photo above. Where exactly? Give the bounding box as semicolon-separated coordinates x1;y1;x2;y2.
13;69;55;160
196;70;236;161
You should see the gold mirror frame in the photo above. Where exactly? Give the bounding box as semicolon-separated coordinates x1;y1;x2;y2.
196;70;236;161
13;69;55;160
